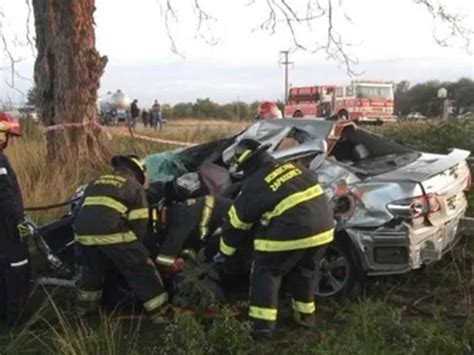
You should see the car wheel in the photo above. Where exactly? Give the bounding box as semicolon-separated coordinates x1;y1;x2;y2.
315;236;364;299
293;110;304;118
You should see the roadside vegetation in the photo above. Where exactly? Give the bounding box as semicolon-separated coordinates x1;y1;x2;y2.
1;119;473;354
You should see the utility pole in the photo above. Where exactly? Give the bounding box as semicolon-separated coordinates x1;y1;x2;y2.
279;50;293;104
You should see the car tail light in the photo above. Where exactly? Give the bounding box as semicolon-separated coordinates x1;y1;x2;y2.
387;193;440;221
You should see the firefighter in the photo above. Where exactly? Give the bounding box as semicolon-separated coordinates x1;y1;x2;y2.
153;195;232;272
255;102;283;120
73;155;168;321
218;139;334;339
0;112;32;326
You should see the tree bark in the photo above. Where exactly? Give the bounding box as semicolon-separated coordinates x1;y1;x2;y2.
32;0;108;165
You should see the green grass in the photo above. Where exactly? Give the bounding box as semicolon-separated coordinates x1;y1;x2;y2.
1;118;473;354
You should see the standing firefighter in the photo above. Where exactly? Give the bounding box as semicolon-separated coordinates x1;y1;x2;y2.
0;112;31;326
219;139;334;339
73;155;168;321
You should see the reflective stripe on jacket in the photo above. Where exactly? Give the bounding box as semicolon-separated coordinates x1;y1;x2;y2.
221;160;334;255
74;171;149;246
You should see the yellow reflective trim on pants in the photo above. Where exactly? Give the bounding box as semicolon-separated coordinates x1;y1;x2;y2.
156;254;176;266
261;184;324;224
228;205;253;230
75;231;137;246
82;196;128;214
292;299;316;314
77;289;103;302
254;229;334;252
199;196;215;239
128;208;149;220
219;237;237;256
144;292;168;312
249;306;278;321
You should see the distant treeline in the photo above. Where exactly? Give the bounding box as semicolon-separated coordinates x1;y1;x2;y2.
25;78;474;120
159;99;284;121
395;77;474;117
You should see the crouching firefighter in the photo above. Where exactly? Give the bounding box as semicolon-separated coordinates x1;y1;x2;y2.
153;195;232;272
0;112;32;326
73;155;168;322
218;139;334;340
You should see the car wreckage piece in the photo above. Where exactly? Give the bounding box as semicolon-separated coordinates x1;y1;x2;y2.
31;119;473;299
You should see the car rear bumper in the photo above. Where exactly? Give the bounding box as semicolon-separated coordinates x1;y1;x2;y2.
346;209;468;276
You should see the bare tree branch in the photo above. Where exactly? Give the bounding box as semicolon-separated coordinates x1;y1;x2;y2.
413;0;473;54
25;0;36;55
249;0;359;75
157;0;219;56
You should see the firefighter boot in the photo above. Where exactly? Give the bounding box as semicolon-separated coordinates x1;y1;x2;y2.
149;304;171;325
251;328;274;341
293;311;315;328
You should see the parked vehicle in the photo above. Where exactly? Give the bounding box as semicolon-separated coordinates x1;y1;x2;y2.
405;112;427;120
284;80;396;122
29;119;472;299
99;90;131;126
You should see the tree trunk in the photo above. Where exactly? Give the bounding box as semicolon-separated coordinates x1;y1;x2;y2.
32;0;108;165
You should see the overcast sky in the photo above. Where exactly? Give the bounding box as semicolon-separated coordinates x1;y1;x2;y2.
0;0;473;106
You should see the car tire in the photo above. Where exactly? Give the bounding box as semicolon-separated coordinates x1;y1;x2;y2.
293;110;304;118
315;234;364;300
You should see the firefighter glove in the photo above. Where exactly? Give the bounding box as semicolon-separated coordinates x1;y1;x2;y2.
17;220;33;242
212;252;225;265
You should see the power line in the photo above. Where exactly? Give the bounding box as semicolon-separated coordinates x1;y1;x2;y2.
279;50;293;104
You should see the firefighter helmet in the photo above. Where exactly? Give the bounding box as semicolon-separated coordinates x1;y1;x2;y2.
0;112;21;136
256;102;282;120
232;139;271;171
111;154;147;185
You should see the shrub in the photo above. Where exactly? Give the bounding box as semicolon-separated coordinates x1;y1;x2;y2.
160;314;207;355
207;316;253;355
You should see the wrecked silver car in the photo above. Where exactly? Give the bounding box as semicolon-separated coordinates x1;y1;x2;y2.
32;119;472;299
145;119;471;297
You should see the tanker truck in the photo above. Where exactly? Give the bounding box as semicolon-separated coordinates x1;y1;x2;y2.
99;90;131;126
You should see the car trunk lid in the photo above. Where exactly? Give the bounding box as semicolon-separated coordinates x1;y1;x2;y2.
376;149;471;226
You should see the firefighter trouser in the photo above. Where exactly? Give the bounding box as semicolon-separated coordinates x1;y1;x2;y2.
76;241;168;316
249;246;327;331
0;218;31;325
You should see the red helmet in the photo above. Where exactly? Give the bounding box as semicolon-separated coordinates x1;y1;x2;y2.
256;101;282;120
0;112;21;136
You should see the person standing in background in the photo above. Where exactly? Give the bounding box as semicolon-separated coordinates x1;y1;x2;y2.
141;109;150;128
130;99;140;128
151;100;163;131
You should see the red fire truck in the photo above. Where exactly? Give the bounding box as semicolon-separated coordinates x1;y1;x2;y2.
284;80;395;122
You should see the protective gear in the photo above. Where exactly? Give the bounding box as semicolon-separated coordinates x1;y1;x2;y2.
111;155;147;185
74;169;167;318
232;139;271;173
154;196;232;269
17;220;33;242
220;158;334;334
0;150;31;326
255;102;282;120
0;112;21;136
